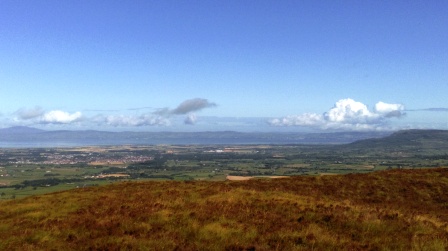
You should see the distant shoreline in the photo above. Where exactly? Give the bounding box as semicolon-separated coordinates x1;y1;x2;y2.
0;127;396;147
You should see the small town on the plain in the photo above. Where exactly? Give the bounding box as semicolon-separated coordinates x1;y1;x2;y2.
0;130;447;197
1;1;448;250
1;129;448;250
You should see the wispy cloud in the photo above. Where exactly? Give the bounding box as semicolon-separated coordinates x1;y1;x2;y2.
15;106;45;120
406;108;448;112
126;107;155;111
171;98;216;114
155;98;217;115
153;98;216;125
83;109;120;112
92;114;170;127
269;98;405;131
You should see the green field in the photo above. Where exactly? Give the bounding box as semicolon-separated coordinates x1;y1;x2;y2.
1;139;448;199
1;130;448;199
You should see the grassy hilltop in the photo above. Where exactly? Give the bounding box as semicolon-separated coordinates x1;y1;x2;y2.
1;168;448;250
345;129;448;155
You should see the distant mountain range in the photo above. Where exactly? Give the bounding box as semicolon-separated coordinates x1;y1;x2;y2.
1;126;447;148
0;126;394;146
0;126;46;134
0;126;447;152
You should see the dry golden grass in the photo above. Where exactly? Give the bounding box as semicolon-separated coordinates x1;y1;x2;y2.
226;175;289;181
226;175;254;181
1;168;448;250
98;174;130;178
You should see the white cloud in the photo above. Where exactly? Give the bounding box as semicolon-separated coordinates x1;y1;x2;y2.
41;110;83;124
14;107;83;124
269;98;405;131
374;101;405;118
184;114;197;125
95;114;170;127
323;99;378;123
269;113;324;126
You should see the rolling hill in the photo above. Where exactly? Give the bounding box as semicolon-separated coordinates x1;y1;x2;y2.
345;129;448;154
1;168;447;250
0;126;45;135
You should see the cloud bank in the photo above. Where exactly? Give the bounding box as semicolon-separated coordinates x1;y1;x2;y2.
16;108;83;124
269;98;405;131
12;98;216;128
93;114;170;127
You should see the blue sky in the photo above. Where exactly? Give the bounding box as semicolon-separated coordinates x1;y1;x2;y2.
1;1;447;132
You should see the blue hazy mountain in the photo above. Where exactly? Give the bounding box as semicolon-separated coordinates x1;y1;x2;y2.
0;126;394;146
0;126;46;135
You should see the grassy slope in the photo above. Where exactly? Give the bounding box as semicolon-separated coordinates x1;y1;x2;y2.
346;129;448;153
1;168;448;250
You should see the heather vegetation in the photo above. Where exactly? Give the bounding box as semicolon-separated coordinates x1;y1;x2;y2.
1;168;447;250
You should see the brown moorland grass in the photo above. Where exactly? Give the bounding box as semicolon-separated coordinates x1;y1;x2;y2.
0;168;447;250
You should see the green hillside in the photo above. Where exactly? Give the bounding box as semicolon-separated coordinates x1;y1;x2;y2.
1;168;447;250
345;129;448;154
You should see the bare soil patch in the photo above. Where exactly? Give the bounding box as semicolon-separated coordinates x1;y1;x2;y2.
226;176;254;181
98;174;130;178
226;175;289;181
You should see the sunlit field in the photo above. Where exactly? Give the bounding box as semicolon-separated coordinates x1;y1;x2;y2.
1;168;447;250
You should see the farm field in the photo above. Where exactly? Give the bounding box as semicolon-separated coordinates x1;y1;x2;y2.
2;130;448;199
1;138;447;199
